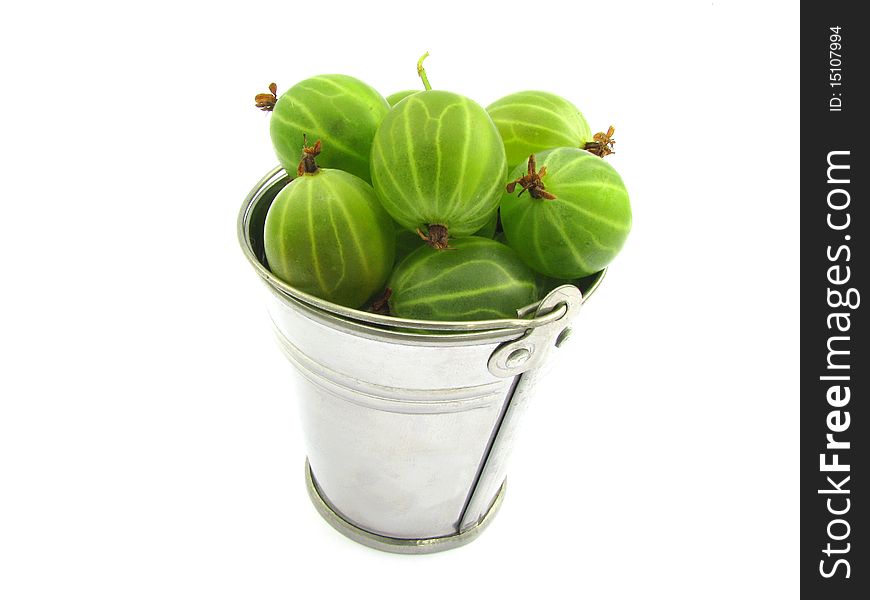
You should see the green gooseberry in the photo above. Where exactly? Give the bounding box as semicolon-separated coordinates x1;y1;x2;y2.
266;75;389;182
500;148;631;279
486;91;591;168
263;140;395;308
388;237;538;321
370;90;507;245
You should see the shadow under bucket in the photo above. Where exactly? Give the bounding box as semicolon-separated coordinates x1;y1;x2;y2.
238;166;605;553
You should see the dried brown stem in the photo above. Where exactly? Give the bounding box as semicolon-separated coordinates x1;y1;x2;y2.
584;125;616;157
416;224;451;250
369;288;392;315
255;83;278;111
297;135;322;176
505;154;557;200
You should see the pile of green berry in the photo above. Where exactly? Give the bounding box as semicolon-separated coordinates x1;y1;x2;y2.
255;55;631;321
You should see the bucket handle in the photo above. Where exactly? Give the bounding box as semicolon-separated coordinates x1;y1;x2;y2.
458;284;585;531
487;285;583;378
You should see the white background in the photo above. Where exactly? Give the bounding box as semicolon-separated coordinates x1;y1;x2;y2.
0;1;799;598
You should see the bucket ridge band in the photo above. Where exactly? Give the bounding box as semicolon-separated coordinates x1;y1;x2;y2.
271;320;505;414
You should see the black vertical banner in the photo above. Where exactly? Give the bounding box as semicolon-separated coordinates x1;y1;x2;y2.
801;4;868;597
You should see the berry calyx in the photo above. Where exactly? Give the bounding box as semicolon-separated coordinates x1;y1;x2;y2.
584;125;616;157
255;83;278;111
297;135;323;176
416;224;451;250
505;154;557;200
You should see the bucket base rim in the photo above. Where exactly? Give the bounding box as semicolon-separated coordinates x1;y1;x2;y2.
304;459;506;554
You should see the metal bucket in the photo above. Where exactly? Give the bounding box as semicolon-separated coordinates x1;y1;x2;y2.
238;166;605;554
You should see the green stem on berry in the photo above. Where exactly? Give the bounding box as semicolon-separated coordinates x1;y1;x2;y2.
417;52;432;91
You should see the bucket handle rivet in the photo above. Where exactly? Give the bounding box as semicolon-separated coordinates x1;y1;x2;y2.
487;285;584;378
505;347;531;368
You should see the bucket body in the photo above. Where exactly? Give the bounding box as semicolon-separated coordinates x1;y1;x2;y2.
239;167;603;552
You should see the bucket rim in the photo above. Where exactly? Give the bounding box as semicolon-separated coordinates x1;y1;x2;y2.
238;166;606;334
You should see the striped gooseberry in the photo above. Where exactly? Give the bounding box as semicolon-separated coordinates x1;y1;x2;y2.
263;139;395;308
388;237;538;321
370;90;507;247
499;148;631;279
486;91;592;168
256;75;389;182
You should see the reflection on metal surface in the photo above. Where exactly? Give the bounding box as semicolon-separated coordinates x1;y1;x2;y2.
238;167;605;550
306;459;506;554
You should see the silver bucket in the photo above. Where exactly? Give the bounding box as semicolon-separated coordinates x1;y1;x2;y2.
238;166;605;554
